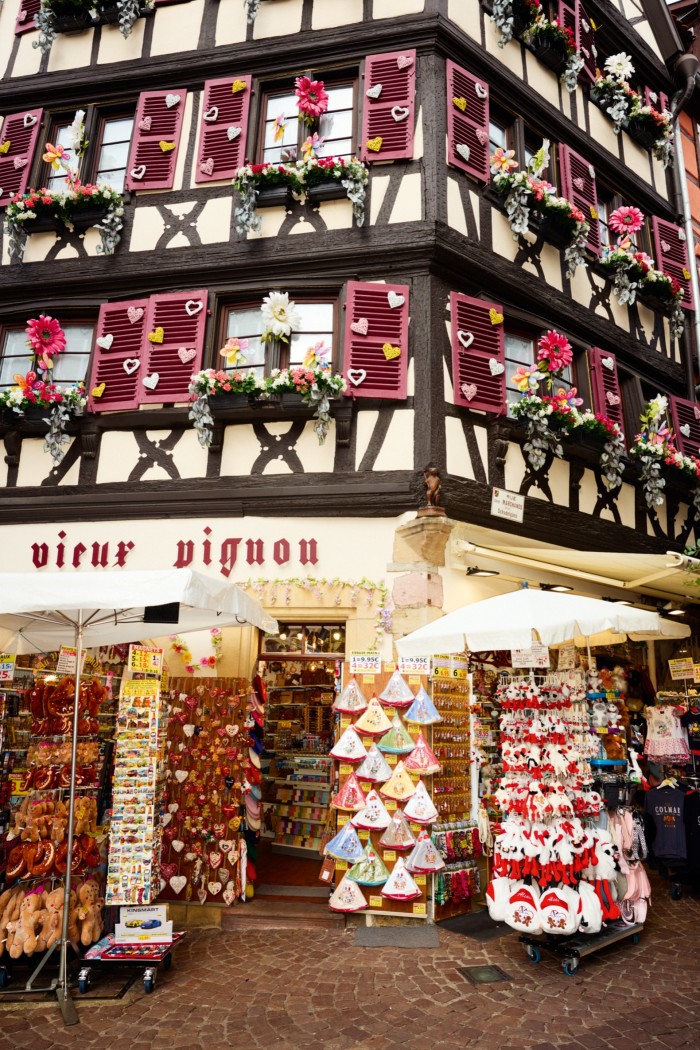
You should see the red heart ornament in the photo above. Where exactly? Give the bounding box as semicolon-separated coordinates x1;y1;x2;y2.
213;823;226;837
161;862;178;880
164;827;176;843
221;804;237;818
185;696;198;710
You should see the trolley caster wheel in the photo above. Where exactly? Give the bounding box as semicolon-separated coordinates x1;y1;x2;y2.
0;968;9;988
631;933;640;945
671;885;682;901
526;946;541;964
143;968;156;994
563;960;578;976
163;953;172;971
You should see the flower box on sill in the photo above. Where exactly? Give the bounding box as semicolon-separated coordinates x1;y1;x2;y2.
531;40;568;75
69;205;109;233
625;121;659;152
29;215;63;234
256;185;292;208
536;214;573;250
51;10;96;30
98;3;152;24
306;181;348;205
208;392;262;413
637;287;673;314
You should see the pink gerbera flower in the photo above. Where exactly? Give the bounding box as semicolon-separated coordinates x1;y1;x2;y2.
25;315;66;371
608;206;644;235
294;77;329;120
537;330;573;372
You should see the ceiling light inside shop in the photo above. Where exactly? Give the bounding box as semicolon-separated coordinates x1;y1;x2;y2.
465;566;499;577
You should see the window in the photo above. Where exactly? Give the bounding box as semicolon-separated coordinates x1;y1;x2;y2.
221;300;335;379
40;109;135;193
504;328;574;411
596;183;652;256
0;323;94;391
260;77;356;164
488;106;550;177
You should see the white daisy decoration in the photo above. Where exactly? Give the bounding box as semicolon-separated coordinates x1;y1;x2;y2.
604;53;634;81
260;291;302;342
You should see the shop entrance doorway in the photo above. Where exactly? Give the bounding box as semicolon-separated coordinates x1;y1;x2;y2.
257;622;345;899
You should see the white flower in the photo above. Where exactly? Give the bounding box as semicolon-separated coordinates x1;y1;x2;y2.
604;53;634;80
66;110;86;153
260;291;302;340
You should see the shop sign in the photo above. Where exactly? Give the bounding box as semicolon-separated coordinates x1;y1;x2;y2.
349;651;382;674
56;646;77;674
398;656;431;675
556;643;576;671
490;486;525;524
669;657;694;680
0;653;16;682
128;645;163;675
511;643;550;668
432;656;469;680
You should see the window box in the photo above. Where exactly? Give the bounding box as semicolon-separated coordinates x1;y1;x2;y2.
306;181;347;205
531;41;569;76
98;3;152;25
536;214;574;250
69;205;109;233
625;119;660;152
29;215;64;234
256;185;292;208
636;286;673;314
208;392;262;414
51;9;96;31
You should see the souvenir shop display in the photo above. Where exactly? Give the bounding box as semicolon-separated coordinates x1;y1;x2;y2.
157;677;250;906
431;659;471;820
644;697;691;764
325;666;442;919
432;822;481;914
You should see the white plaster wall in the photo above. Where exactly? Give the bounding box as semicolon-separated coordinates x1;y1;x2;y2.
492;210;520;263
98;18;146;64
355;410;379;469
17;437;77;487
219;423;266;477
216;0;248;45
622;135;653;186
151;0;205;56
536;244;563;293
0;0;20;80
447;0;481;37
373;0;424;15
628;16;664;60
254;0;303;37
48;27;93;73
96;432;142;483
129;207;166;252
524;51;560;103
388;172;422;224
312;0;362;28
197;197;234;244
587;105;616;161
483;18;523;78
249;206;288;239
167;429;209;478
11;33;42;77
291;420;336;472
318;199;354;230
413;107;424;160
173;94;194;192
445;416;477;480
372;410;415;471
369;175;391;225
443;354;453;404
446;177;468;236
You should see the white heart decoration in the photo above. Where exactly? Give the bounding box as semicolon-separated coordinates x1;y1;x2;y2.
694;405;700;421
588;164;596;179
680;423;691;437
581;17;590;32
209;852;222;869
162;814;172;827
13;157;27;170
23;113;37;128
456;144;470;163
127;307;144;324
396;55;413;70
185;299;204;316
347;368;366;386
489;359;505;376
123;358;140;376
461;382;477;402
183;723;195;737
606;391;621;406
174;769;189;783
474;83;488;99
184;852;196;862
203;106;219;122
351;317;369;336
159;879;167;894
178;742;185;751
165;93;181;109
197;888;207;904
661;240;672;253
168;803;179;813
223;885;236;906
200;157;214;176
143;373;160;391
96;334;114;350
178;346;197;364
219;869;230;884
387;291;405;309
227;126;242;141
169;875;187;895
207;881;222;896
219;839;235;854
130;165;146;181
601;357;614;371
457;330;474;349
391;106;409;123
366;84;382;99
678;229;687;241
226;724;239;737
172;839;185;853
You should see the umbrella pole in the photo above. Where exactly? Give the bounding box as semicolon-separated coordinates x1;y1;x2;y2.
56;611;82;1027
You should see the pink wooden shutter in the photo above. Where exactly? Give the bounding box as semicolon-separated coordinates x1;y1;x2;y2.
450;293;506;414
360;50;416;162
125;90;186;191
446;61;490;182
588;347;624;433
141;290;208;404
577;1;597;84
558;0;578;45
0;109;43;207
87;299;150;413
669;396;700;458
558;144;601;256
15;0;40;33
651;216;695;310
644;87;669;115
196;76;251;184
342;281;409;400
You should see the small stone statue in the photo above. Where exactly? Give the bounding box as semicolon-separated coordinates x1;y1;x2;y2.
424;465;442;508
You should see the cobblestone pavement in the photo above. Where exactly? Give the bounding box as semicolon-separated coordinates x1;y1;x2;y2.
0;873;698;1050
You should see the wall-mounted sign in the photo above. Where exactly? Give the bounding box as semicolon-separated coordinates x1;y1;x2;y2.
491;487;524;524
349;652;383;674
398;656;431;675
128;645;163;675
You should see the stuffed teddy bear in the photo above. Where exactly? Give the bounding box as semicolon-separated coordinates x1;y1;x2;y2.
77;881;104;946
0;888;23;958
8;891;44;958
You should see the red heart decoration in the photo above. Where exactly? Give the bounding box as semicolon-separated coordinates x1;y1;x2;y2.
185;696;198;710
164;827;176;842
173;711;187;724
213;822;226;837
217;728;226;738
222;804;237;818
225;749;238;760
161;862;178;880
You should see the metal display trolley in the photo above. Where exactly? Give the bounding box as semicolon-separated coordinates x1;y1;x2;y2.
520;922;643;975
77;931;186;995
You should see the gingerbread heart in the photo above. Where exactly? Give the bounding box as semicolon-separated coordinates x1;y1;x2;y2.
175;769;189;783
223;885;236;906
197;887;207;904
207;881;222;896
219;839;236;854
172;839;185;853
169;875;187;895
161;862;178;880
209;852;222;869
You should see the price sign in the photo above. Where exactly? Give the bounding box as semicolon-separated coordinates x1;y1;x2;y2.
669;657;694;680
57;646;78;674
369;896;383;908
336;861;347;871
339;764;353;775
349;652;382;674
358;829;369;840
511;643;550;669
385;799;397;811
412;902;427;915
432;657;469;680
693;665;700;684
408;675;422;685
398;656;432;675
0;654;16;683
383;850;396;862
414;875;426;885
128;645;163;674
362;675;376;685
557;642;576;671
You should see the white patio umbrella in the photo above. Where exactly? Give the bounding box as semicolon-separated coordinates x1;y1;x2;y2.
0;569;277;1025
395;586;663;657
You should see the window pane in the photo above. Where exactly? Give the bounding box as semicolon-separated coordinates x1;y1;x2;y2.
489;121;507;154
95;117;134;193
51;325;93;384
96;170;126;193
102;117;134;145
0;331;32;390
226;309;266;379
46;125;74;191
294;302;334;330
325;86;354;110
319;109;353;141
225;302;334;375
263;93;299;163
505;333;535;409
97;141;130;174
